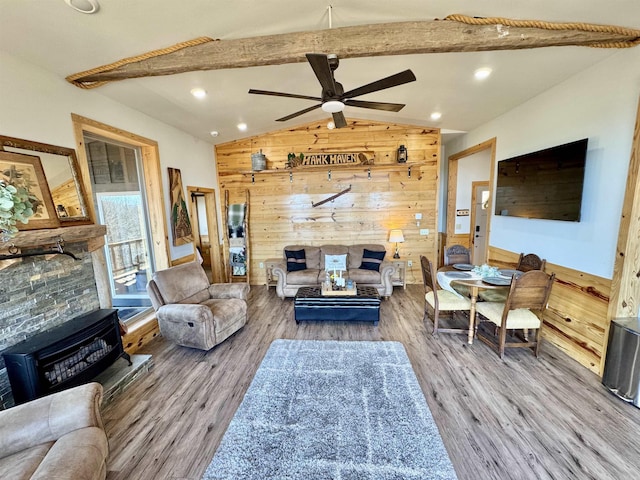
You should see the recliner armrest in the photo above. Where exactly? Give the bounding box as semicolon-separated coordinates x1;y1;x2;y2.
208;283;249;300
156;303;213;324
0;382;103;460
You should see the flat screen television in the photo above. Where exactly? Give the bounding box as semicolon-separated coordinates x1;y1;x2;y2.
494;138;588;222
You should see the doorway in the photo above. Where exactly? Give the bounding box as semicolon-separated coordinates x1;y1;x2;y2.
187;186;225;283
470;182;490;264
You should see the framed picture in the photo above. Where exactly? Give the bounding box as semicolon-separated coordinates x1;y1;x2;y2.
168;167;193;246
0;150;60;230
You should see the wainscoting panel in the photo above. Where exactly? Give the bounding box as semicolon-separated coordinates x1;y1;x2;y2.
488;246;611;374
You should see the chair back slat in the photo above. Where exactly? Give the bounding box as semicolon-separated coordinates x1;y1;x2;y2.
516;253;546;272
420;255;437;294
444;244;471;266
505;270;555;311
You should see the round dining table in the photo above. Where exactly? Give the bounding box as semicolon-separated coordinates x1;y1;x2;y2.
436;267;512;344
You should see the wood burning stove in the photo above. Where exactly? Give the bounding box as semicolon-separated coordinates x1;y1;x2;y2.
2;309;131;404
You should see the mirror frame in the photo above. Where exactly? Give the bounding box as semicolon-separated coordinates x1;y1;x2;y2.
0;134;93;225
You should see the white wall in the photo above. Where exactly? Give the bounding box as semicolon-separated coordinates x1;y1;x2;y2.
446;47;640;279
455;150;491;234
0;52;218;261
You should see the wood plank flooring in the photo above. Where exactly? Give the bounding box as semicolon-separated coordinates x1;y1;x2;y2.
102;285;640;480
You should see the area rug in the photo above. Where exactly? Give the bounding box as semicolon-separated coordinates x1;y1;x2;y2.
202;339;457;480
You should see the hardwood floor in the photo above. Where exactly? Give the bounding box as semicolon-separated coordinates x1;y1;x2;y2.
102;285;640;480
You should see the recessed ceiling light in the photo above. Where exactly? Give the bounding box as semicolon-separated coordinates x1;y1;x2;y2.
64;0;100;14
237;122;248;132
210;131;219;137
430;112;442;121
190;87;207;99
474;67;492;80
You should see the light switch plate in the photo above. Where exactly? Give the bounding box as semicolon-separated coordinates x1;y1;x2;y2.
407;260;413;267
259;262;264;268
415;213;422;220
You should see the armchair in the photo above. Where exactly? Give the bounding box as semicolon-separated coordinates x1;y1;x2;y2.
147;261;249;351
0;382;108;480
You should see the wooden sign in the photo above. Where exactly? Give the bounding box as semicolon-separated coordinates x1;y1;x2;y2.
290;152;373;167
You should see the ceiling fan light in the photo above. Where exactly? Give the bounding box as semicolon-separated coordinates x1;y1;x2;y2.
322;100;344;113
327;121;335;130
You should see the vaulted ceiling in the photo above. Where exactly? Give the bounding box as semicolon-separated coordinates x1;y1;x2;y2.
1;0;639;144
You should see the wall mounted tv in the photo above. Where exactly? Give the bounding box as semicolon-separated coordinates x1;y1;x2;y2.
494;138;588;222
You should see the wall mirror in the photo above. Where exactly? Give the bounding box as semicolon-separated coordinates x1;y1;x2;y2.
0;135;92;224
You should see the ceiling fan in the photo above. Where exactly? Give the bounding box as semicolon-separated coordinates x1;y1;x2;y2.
248;53;416;128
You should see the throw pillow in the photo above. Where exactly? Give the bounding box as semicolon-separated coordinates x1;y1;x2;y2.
360;249;385;271
285;249;307;272
324;254;347;272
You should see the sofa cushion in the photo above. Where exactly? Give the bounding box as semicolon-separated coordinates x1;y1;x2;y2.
348;268;382;284
286;269;321;284
360;248;386;271
285;249;307;272
0;442;53;479
348;244;386;269
324;254;347;272
320;245;349;269
284;246;321;269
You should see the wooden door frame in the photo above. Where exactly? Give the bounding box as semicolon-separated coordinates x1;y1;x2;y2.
469;180;490;262
446;138;496;262
71;114;170;307
187;186;225;283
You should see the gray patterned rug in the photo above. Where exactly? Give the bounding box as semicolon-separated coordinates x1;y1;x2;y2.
202;339;457;480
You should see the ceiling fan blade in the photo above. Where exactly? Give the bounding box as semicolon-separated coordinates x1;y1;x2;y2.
344;99;405;112
306;53;338;96
342;69;416;99
332;112;347;128
248;89;321;102
276;103;323;122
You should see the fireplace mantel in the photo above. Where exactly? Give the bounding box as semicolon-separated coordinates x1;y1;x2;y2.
1;224;107;251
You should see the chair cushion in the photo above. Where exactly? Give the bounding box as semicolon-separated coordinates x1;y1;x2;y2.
151;261;210;304
285;249;307;272
425;290;471;311
475;302;542;329
360;248;386;271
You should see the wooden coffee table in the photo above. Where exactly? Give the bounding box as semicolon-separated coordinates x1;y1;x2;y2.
294;286;381;325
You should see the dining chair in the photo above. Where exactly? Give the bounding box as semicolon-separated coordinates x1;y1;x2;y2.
421;255;471;336
516;253;546;272
443;244;471;266
475;270;555;358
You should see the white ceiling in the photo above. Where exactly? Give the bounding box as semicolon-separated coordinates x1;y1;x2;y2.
1;0;639;145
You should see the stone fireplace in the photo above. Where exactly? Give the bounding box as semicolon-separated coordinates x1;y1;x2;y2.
0;225;108;409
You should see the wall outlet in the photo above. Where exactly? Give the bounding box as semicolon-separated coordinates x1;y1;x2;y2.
259;262;264;269
420;229;429;235
407;260;413;267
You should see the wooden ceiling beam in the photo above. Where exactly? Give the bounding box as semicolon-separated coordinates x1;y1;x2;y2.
68;19;639;86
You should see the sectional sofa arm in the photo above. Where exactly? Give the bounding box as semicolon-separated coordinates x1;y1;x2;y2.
156;303;213;324
208;283;250;300
0;382;104;459
273;265;288;299
379;262;395;297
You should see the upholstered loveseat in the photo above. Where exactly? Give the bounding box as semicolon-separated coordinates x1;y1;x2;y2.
0;382;108;480
273;244;395;299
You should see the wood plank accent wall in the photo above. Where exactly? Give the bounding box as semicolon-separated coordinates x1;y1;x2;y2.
215;119;440;285
488;246;611;374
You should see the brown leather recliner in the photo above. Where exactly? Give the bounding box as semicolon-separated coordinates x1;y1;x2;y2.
147;261;249;351
0;382;108;480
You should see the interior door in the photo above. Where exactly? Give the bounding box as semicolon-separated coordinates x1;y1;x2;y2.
471;182;490;264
